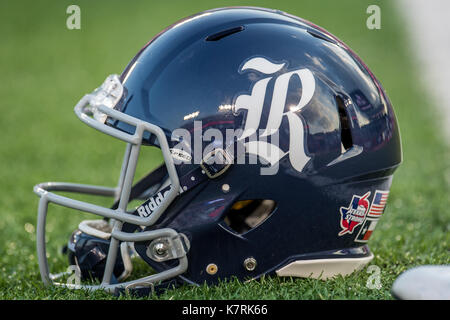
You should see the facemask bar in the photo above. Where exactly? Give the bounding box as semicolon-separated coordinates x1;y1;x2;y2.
33;75;186;293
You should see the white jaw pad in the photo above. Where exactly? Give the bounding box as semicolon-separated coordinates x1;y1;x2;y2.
78;219;112;240
275;253;374;280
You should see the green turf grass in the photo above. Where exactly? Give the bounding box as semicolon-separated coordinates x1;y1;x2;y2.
0;0;448;299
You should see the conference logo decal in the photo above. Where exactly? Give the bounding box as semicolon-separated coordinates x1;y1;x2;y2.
338;190;390;242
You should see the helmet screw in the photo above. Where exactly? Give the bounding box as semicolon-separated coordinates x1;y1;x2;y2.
153;242;168;257
244;257;257;271
206;263;218;275
222;184;230;193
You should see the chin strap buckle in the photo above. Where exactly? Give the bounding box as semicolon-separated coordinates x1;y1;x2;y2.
200;148;233;179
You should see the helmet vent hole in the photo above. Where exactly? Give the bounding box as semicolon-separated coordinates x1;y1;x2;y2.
206;26;245;41
307;29;337;44
222;200;276;234
336;96;353;150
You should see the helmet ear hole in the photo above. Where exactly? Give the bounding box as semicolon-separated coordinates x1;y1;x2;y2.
223;200;276;234
336;96;353;151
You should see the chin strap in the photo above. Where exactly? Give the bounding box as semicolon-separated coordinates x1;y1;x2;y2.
111;148;233;214
110;164;168;210
118;148;234;228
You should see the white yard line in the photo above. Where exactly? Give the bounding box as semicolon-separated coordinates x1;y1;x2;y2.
397;0;450;140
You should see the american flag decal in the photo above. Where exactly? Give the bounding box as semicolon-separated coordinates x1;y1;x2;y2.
367;190;389;217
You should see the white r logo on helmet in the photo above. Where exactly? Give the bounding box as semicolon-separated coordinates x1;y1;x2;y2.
235;57;315;172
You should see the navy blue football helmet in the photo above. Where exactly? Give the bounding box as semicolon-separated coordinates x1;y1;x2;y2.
34;7;402;295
